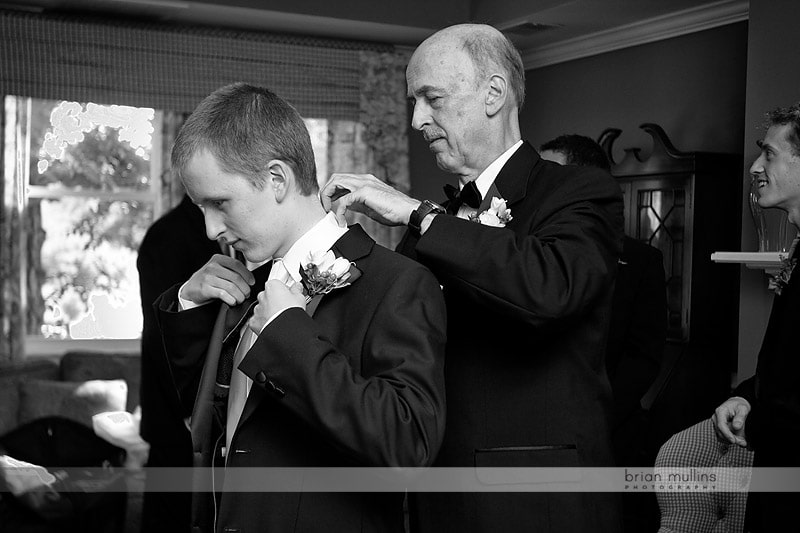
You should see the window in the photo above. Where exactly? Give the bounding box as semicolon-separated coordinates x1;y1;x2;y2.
4;95;162;349
3;96;373;355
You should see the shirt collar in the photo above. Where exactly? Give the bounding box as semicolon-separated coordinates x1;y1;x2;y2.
470;140;523;198
278;211;348;284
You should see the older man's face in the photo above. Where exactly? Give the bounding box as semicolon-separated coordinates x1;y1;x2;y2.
406;43;488;177
751;123;800;224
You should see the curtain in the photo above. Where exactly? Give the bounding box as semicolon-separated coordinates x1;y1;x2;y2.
1;98;28;361
160;111;190;214
337;49;411;251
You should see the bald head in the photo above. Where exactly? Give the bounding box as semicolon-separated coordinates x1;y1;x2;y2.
406;23;524;179
414;24;525;110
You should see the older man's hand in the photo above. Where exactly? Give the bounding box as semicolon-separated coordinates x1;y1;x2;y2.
320;173;420;227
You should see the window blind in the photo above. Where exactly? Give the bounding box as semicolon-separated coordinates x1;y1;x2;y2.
0;8;393;118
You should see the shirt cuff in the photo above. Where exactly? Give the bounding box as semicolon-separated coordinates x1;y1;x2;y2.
178;281;208;311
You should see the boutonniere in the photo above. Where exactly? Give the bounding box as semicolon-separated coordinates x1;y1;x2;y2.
469;197;513;227
299;249;358;302
769;238;799;296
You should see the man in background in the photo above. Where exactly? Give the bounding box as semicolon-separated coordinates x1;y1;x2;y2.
540;133;668;532
713;102;800;532
540;133;667;464
137;193;221;533
322;24;623;533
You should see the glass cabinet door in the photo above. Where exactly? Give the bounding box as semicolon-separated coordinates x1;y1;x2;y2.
622;176;692;342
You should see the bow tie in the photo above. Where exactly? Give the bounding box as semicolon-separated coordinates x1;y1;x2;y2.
443;181;481;215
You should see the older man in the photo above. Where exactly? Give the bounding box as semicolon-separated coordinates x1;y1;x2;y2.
322;24;623;532
713;102;800;532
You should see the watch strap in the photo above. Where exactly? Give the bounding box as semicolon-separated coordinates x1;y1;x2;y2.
409;200;445;236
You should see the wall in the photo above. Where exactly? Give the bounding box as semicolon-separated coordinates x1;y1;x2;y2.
736;0;800;383
520;22;748;159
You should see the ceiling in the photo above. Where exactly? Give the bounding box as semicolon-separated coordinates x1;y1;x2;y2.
0;0;748;68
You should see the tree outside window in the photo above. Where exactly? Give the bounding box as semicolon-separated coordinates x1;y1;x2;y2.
5;96;161;342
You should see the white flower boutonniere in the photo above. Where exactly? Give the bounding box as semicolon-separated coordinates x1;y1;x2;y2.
470;197;513;227
299;250;357;302
769;237;799;296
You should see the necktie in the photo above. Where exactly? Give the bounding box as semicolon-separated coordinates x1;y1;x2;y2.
213;262;271;404
443;181;481;215
225;259;290;453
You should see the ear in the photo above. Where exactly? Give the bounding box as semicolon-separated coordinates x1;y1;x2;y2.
266;159;294;203
485;74;508;117
265;160;292;203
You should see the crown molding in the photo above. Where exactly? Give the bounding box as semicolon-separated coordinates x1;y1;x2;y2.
521;0;749;70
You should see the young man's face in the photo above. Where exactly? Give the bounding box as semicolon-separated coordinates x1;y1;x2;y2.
751;123;800;224
182;149;283;263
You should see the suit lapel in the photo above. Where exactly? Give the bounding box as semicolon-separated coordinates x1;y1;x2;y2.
331;223;375;261
236;227;373;432
191;260;271;454
221;261;272;343
302;224;371;316
190;305;228;459
493;140;538;208
478;182;502;212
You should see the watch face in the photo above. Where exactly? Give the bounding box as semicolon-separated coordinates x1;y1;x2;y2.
424;200;445;213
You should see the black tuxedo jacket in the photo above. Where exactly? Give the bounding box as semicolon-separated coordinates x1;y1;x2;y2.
156;224;447;533
607;237;666;424
400;141;624;532
137;195;220;533
733;242;800;531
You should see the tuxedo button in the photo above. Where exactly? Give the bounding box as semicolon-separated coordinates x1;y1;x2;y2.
255;371;267;385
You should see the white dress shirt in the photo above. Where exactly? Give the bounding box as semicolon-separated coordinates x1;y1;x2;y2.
222;212;347;453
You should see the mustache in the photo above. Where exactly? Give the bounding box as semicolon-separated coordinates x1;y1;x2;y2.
422;128;445;143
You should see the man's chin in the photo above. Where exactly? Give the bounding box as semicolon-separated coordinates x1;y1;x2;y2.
434;154;458;174
757;195;777;209
243;251;272;266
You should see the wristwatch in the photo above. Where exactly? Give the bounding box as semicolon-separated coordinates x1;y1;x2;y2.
408;199;445;236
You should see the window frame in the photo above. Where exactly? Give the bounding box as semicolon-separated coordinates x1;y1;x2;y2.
15;99;165;355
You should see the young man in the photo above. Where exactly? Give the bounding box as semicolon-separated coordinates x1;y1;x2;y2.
713;102;800;532
322;24;623;532
155;82;446;533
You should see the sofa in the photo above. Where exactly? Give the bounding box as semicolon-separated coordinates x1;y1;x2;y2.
0;351;141;436
0;351;142;533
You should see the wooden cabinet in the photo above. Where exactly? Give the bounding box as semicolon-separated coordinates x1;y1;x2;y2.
600;123;742;444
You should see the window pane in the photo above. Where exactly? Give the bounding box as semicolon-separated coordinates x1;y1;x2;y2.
32;197;152;339
3;95;160;342
29;99;155;192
